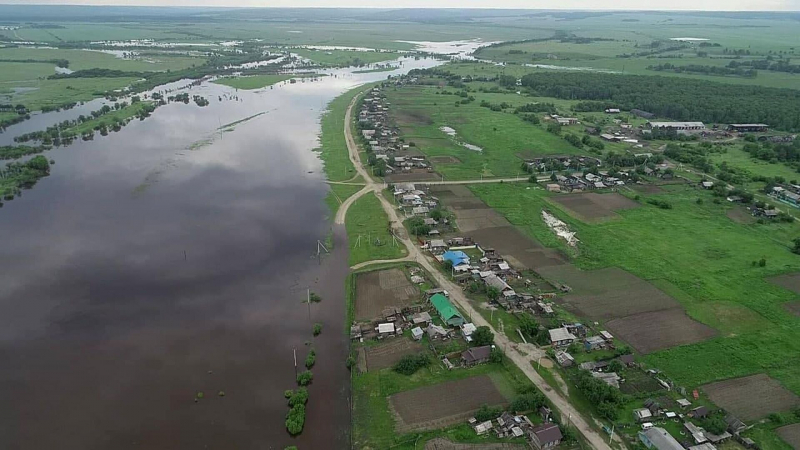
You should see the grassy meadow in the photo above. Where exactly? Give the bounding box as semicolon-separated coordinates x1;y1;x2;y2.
345;193;407;266
292;48;399;66
384;85;582;179
212;74;295;90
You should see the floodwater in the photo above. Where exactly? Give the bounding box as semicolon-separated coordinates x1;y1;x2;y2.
0;55;442;449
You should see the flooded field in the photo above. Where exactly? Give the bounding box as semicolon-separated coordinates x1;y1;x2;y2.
0;55;443;449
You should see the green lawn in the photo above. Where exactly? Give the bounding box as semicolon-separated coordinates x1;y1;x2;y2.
0;61;56;82
385;85;582;179
469;182;800;399
345;193;407;266
212;74;295;90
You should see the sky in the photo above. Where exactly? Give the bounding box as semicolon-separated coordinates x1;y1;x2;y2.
1;1;799;11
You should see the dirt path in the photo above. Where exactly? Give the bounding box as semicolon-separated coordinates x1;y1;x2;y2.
337;86;618;450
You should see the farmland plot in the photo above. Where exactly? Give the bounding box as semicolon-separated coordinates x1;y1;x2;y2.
389;376;507;433
702;374;800;421
355;268;419;321
550;192;640;222
776;423;800;449
606;308;717;354
364;339;425;371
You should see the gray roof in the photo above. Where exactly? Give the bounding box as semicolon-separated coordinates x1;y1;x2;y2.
641;427;684;450
549;327;577;342
462;345;492;363
532;423;563;444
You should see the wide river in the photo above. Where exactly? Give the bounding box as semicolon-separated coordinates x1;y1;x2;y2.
0;50;455;449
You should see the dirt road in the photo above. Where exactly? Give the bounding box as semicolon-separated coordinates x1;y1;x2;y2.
336;88;617;450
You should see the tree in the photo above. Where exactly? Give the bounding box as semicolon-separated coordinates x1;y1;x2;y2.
607;359;624;373
308;292;321;303
489;347;504;363
511;391;546;412
313;323;323;336
472;326;494;346
793;237;800;254
486;286;500;301
305;349;316;369
285;403;306;435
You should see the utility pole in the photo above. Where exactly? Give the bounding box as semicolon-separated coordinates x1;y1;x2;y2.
608;424;614;445
293;347;297;377
307;288;311;321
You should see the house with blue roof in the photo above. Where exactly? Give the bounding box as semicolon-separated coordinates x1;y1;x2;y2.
442;250;470;268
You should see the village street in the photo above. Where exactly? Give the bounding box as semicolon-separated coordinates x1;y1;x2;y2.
336;90;619;450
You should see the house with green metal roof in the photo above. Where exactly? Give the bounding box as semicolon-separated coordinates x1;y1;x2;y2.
430;293;465;327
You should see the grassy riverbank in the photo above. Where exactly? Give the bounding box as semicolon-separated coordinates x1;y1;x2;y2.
344;193;407;266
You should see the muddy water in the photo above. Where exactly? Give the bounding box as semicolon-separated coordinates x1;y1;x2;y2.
0;56;441;449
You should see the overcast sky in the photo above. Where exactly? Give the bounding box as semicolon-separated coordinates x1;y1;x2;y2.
1;0;798;11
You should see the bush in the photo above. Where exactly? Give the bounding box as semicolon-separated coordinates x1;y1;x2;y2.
313;323;323;336
305;349;316;369
287;387;309;407
489;347;504;364
308;292;322;303
285;403;306;435
474;404;503;422
393;354;430;375
297;370;313;386
647;199;673;209
511;391;546;412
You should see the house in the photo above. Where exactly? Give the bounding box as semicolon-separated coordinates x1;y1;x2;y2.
529;423;563;450
461;322;477;342
691;406;710;419
592;371;620;388
728;124;768;133
426;323;449;339
411;326;424;341
599;331;614;341
442;250;470;268
689;444;717;450
634;408;654;422
556;117;579;126
725;414;746;434
585;335;606;351
701;181;714;189
429;239;448;253
412;311;432;326
546;183;561;193
548;327;577;347
605;108;621;114
430;293;465;327
555;350;575;367
647;121;706;132
639;427;684;450
462;345;493;366
484;273;512;294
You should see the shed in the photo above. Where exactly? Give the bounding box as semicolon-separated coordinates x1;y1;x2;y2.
412;311;432;326
461;322;477;341
411;327;424;341
634;408;653;422
377;323;395;334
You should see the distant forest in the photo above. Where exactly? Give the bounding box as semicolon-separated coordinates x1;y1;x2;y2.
519;72;800;131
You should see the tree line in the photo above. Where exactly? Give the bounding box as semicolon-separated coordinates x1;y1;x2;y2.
518;72;800;131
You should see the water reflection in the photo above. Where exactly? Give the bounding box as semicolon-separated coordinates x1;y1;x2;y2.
0;51;445;450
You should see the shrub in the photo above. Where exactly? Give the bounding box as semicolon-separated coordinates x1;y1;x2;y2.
285;403;306;435
647;199;673;209
305;349;316;369
393;354;430;375
287;387;309;407
313;323;323;336
474;404;503;422
297;370;313;386
511;391;546;412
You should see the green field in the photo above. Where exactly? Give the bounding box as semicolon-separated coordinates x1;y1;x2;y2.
65;101;154;136
469;182;800;396
385;85;582;179
212;74;295;90
317;84;374;182
0;47;205;72
7;77;138;111
345;193;407;266
292;48;399;66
